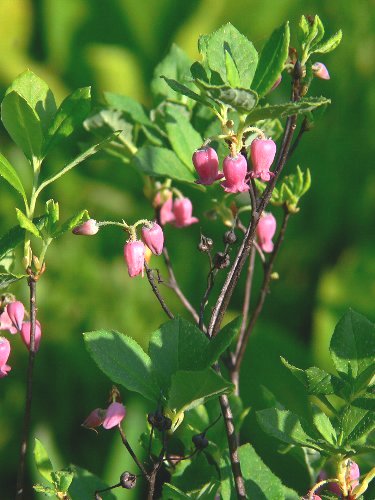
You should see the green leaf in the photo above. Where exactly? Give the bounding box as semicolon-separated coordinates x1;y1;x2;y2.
6;70;57;132
45;199;60;235
16;208;42;238
132;146;196;183
68;465;116;500
340;394;375;444
163;483;190;499
195;80;258;113
34;438;54;484
33;484;55;496
53;209;89;238
220;443;286;499
84;329;160;402
104;92;152;126
168;369;233;414
312;407;337;445
208;316;242;363
162;77;209;106
152;44;194;105
252;22;290;97
200;23;258;88
43;87;91;155
312;30;343;55
245;97;331;124
298;16;310;46
1;91;44;161
0;272;27;290
51;470;74;493
329;309;375;382
225;49;241;87
0;152;27;203
308;15;325;49
0;217;46;260
256;408;322;450
165;108;202;169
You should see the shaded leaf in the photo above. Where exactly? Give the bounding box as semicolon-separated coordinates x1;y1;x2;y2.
0;272;27;290
104;92;152;126
0;152;27;202
34;438;54;484
68;465;116;500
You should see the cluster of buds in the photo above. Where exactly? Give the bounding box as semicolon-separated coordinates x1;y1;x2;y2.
82;401;126;430
157;192;198;228
0;298;43;379
124;221;164;278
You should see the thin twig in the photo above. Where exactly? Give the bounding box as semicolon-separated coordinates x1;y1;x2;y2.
118;425;149;479
288;116;311;158
233;208;290;375
144;262;174;319
15;275;38;499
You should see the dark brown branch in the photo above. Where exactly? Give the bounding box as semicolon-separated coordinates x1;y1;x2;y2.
15;275;38;499
118;425;149;479
233;208;290;376
144;262;174;319
288;116;311;158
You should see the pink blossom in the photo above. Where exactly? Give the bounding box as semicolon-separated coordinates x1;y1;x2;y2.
102;402;126;429
192;147;223;185
312;62;330;80
72;219;99;236
142;223;164;255
221;154;249;193
172;198;199;228
0;309;18;334
124;241;145;277
250;138;276;182
0;337;11;378
6;301;25;331
82;408;106;429
257;213;277;253
159;196;175;226
20;320;42;351
348;461;360;489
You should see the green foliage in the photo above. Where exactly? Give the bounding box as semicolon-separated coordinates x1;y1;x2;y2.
245;97;330;124
0;152;27;203
34;438;54;484
298;15;342;64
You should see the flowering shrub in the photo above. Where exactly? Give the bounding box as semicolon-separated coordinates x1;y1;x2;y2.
0;12;374;500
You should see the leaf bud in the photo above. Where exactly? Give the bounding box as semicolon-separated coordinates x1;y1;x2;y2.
120;471;137;489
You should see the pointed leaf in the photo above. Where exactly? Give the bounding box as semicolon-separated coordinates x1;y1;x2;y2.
0;217;47;260
208;316;242;363
340;394;375;444
0;272;27;290
225;49;241;87
312;408;337;445
165;108;202;169
0;152;27;202
16;208;42;238
84;329;160;402
312;30;343;55
34;438;54;484
162;77;209;106
104;92;152;126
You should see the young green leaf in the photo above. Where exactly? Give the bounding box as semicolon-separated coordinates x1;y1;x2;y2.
1;91;44;161
33;484;55;496
312;30;343;55
252;22;290;97
51;470;74;493
43;87;91;156
104;92;152;126
45;199;60;235
225;49;241;87
34;438;54;484
312;407;337;445
208;316;242;363
6;70;57;132
162;77;209;106
52;209;89;238
84;329;160;402
165;107;202;169
0;217;46;261
0;152;27;203
195;80;258;113
16;208;42;239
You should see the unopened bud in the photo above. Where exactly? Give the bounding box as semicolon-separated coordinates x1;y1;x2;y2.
214;252;230;269
20;320;42;351
223;230;237;245
120;471;137;489
72;219;99;236
312;62;330;80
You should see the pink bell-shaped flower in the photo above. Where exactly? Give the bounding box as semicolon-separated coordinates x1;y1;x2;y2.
348;461;360;490
250;138;277;182
159;195;175;226
256;213;277;253
312;62;330;80
0;337;11;378
82;408;106;429
192;147;223;185
72;219;99;236
142;223;164;255
221;154;249;193
124;241;145;277
172;198;199;228
103;402;127;429
20;320;42;351
6;301;25;331
0;309;18;334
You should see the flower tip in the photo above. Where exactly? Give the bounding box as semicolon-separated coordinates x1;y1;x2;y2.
102;402;126;429
72;219;99;236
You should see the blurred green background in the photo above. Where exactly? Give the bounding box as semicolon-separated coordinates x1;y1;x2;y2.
0;0;374;498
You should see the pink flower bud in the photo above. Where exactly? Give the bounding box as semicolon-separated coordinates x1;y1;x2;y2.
0;310;18;334
257;213;276;253
0;337;11;378
348;461;360;490
6;301;25;331
82;408;106;429
124;241;145;277
103;402;126;429
250;138;276;182
312;62;330;80
159;195;175;226
20;320;42;351
141;223;164;255
270;74;282;91
192;147;223;185
221;154;249;193
72;219;99;236
172;198;199;228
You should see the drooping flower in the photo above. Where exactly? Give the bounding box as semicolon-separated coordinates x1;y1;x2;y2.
221;154;249;193
82;408;106;429
159;195;175;226
312;62;330;80
0;337;11;378
20;320;42;351
72;219;99;236
0;309;18;334
102;402;127;429
141;223;164;255
6;301;25;331
250;138;277;182
172;198;199;228
256;213;277;253
192;147;223;185
124;241;145;277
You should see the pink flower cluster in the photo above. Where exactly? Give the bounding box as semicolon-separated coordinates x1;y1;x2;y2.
0;299;43;378
124;222;164;278
192;139;277;193
159;195;198;228
82;401;126;430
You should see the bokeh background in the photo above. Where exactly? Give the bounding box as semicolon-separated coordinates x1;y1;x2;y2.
0;0;374;498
